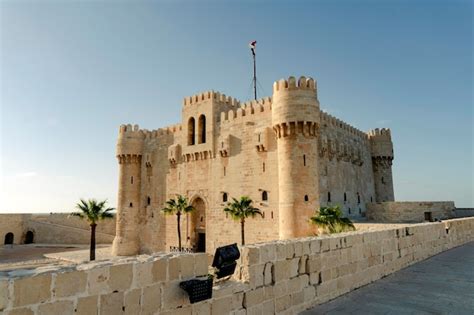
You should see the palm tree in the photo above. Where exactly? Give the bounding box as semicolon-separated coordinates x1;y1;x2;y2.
70;199;115;261
223;196;262;245
310;205;355;234
162;195;195;251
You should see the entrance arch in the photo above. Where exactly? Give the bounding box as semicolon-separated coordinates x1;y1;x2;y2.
4;232;14;245
25;231;34;244
189;197;206;252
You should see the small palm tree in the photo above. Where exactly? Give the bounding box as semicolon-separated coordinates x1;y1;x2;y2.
310;205;355;234
70;199;115;261
162;195;195;251
224;196;262;245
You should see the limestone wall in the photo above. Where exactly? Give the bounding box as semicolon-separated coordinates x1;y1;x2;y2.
366;201;455;223
0;215;27;245
2;217;473;314
0;214;116;246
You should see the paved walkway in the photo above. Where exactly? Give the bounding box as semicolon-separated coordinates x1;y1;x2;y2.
302;242;474;315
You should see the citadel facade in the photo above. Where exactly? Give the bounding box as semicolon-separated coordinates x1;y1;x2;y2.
111;75;395;256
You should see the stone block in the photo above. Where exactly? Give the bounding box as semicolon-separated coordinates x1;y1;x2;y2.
303;285;316;301
100;291;124;314
87;266;110;295
194;254;208;277
243;287;264;308
287;276;303;294
263;286;274;301
248;264;264;288
289;258;299;278
75;296;98;315
262;300;275;315
309;272;321;285
306;257;321;274
161;306;192;315
12;273;52;307
242;246;260;266
263;263;273;286
232;292;244;309
260;244;276;263
168;257;181;281
273;280;288;298
329;237;342;250
180;255;195;279
211;296;233;314
246;305;262;315
291;290;304;307
275;294;291;312
272;260;289;283
302;240;311;256
0;279;8;311
124;288;141;315
162;281;187;310
320;238;330;252
310;239;321;254
54;270;87;298
141;283;161;314
37;300;74;315
192;300;211;314
294;242;303;257
109;264;133;292
151;257;168;282
4;307;34;315
133;261;153;287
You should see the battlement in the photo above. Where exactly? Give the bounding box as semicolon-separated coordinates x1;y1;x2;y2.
272;76;316;93
183;90;241;107
320;111;368;140
119;123;182;140
220;96;272;123
368;128;392;139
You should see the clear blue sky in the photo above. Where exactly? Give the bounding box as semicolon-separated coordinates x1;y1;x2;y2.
0;0;472;212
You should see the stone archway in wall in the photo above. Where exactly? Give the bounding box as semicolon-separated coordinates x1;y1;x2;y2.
189;196;206;252
4;232;14;245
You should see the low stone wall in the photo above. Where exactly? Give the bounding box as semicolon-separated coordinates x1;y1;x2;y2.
0;213;116;246
366;201;455;223
454;208;474;218
1;217;473;314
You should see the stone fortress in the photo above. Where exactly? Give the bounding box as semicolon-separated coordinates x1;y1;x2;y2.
112;75;396;256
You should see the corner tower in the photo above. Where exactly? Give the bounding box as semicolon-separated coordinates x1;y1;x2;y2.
272;76;320;239
368;128;395;202
112;124;144;256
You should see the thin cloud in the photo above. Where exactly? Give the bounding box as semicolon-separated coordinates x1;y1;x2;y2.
15;171;38;178
376;119;391;125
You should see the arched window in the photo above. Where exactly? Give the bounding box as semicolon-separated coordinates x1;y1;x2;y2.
263;162;265;172
303;155;306;166
382;177;385;184
357;193;361;204
348;208;351;214
223;192;228;202
262;191;268;201
188;117;195;145
198;115;206;144
129;202;133;207
4;232;14;245
370;196;373;202
25;231;34;244
304;195;309;202
147;196;151;206
131;176;133;184
327;192;331;203
344;192;347;202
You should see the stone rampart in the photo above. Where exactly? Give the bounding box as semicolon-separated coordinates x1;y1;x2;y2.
2;217;472;314
366;201;455;223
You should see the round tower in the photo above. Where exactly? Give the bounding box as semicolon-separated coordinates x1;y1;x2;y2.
272;76;320;239
111;124;144;256
368;128;395;202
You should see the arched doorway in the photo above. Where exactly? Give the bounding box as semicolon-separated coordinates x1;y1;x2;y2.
190;197;206;252
4;232;14;245
25;231;34;244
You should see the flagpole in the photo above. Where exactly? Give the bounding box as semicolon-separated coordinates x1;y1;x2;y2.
253;51;257;100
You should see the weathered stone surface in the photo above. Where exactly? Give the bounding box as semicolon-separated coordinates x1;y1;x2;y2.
12;273;51;307
0;279;8;311
109;264;133;291
37;300;74;315
141;283;161;314
5;307;34;315
54;270;87;298
124;288;141;315
75;296;98;315
87;266;110;295
100;291;124;314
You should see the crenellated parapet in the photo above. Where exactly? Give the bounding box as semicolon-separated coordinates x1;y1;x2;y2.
320;111;368;140
183;90;240;107
272;76;320;139
116;124;145;162
368;128;394;163
219;96;272;124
